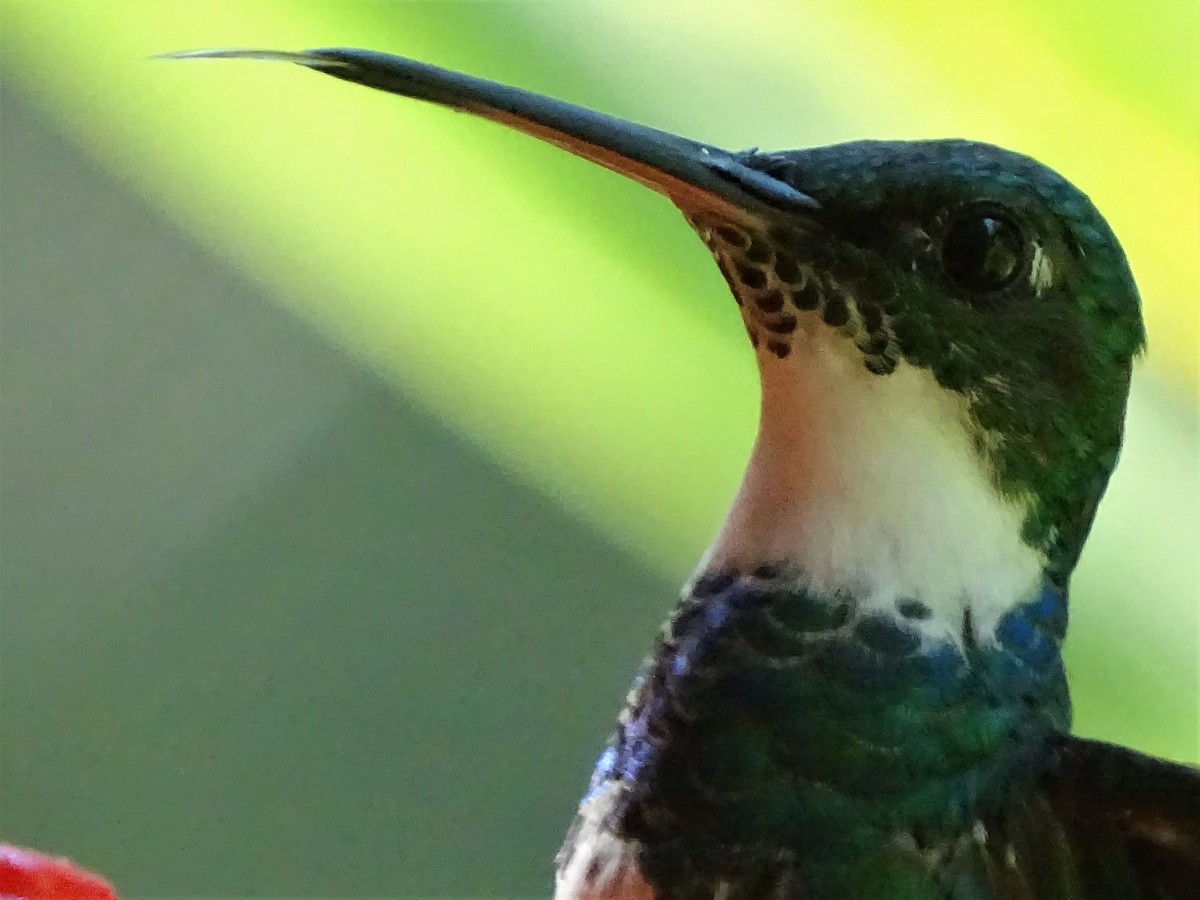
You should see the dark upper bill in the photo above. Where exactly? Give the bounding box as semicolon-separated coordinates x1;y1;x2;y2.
161;47;818;221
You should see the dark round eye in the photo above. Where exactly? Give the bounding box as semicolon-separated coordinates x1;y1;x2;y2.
941;207;1028;295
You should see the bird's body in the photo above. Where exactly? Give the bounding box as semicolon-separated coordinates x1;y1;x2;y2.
169;48;1200;898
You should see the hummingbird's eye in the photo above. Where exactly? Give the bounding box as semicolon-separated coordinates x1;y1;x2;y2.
941;207;1028;296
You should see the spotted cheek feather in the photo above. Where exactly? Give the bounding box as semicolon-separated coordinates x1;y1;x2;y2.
690;215;900;376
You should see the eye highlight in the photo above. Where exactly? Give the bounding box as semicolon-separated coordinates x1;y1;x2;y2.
941;205;1029;297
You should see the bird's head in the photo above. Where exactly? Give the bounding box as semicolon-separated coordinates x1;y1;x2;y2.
167;49;1144;633
695;140;1143;600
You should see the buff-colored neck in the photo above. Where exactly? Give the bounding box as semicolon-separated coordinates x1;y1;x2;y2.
700;332;1043;640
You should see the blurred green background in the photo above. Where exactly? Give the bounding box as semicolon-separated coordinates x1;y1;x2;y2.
0;1;1196;896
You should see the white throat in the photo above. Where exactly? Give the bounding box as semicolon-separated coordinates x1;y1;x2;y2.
701;328;1044;639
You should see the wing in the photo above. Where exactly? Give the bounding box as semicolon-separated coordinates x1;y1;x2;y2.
952;736;1200;900
1044;736;1200;898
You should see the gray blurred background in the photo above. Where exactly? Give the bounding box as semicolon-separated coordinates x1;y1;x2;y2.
1;85;671;895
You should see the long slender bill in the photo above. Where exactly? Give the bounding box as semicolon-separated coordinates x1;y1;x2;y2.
160;48;818;222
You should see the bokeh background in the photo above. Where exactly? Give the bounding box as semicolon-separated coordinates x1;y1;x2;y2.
1;1;1196;896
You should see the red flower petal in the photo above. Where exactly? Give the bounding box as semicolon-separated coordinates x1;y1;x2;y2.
0;845;117;900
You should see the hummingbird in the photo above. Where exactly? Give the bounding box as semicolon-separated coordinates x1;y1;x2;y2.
166;48;1200;899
